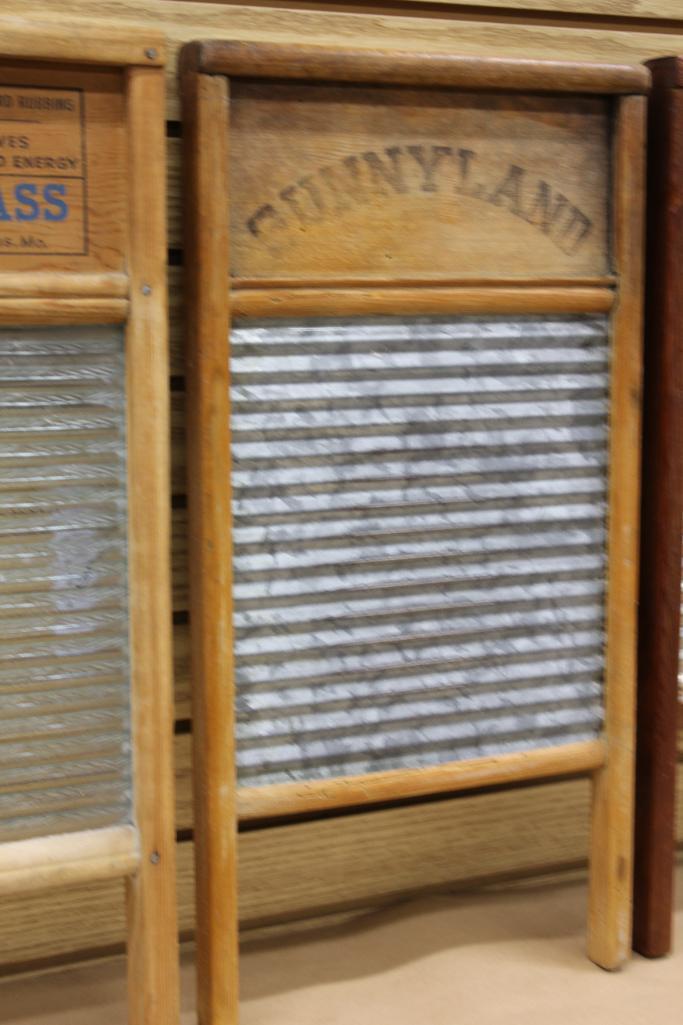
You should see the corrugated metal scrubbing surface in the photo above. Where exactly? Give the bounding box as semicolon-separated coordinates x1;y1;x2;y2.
230;315;609;787
0;326;131;842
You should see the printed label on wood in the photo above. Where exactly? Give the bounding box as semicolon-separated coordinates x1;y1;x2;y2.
0;85;85;256
0;65;126;274
230;84;610;282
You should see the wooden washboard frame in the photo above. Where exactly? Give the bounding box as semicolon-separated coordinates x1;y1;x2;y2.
181;41;648;1023
0;23;178;1025
633;55;683;960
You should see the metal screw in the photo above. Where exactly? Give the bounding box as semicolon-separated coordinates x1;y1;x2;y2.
150;850;161;865
142;284;152;296
145;48;158;61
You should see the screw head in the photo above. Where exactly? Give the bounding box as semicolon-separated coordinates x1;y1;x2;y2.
141;284;152;296
150;850;161;865
145;48;158;61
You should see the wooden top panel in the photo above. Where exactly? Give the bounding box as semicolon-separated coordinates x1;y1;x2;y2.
230;83;611;283
0;63;126;274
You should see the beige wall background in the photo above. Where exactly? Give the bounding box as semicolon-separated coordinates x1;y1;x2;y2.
1;0;682;974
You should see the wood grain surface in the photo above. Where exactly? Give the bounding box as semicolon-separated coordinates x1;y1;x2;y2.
182;65;238;1025
0;65;127;275
124;64;180;1025
2;767;683;974
347;1;683;14
191;38;649;93
229;83;610;281
633;56;683;960
0;0;681;972
0;23;180;1019
182;45;646;1015
0;826;139;896
3;1;683;123
0;16;162;67
230;285;615;316
586;93;645;973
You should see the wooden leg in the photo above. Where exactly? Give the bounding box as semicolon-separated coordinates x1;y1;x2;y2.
632;59;683;960
181;61;240;1024
587;759;634;970
586;94;644;974
125;64;180;1025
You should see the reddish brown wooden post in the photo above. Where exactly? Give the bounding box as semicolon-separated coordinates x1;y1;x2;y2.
633;56;683;959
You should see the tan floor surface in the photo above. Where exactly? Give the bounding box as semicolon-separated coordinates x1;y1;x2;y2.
1;865;682;1025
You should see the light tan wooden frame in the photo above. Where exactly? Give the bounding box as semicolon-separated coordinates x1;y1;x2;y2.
181;39;647;1022
0;24;179;1025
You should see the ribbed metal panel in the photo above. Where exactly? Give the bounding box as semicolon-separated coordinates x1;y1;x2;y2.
0;326;131;842
231;315;609;787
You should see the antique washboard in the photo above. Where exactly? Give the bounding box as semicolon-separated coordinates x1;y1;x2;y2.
180;42;647;1022
0;24;178;1024
633;56;683;960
